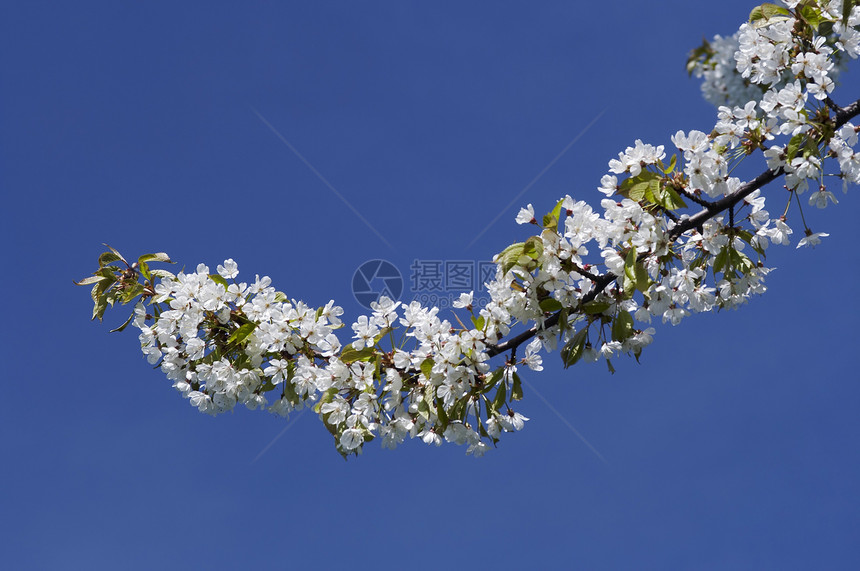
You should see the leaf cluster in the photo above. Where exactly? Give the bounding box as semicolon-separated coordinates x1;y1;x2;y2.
74;246;172;329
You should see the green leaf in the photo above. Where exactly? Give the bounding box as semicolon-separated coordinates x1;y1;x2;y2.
511;372;523;401
274;291;289;303
135;253;172;279
729;248;755;274
436;397;449;431
282;372;299;405
483;368;504;392
90;280;107;304
644;182;658;205
612;311;635;342
420;358;434;380
227;322;257;345
523;236;544;260
797;3;824;31
119;282;144;304
634;262;651;292
110;312;136;333
209;274;229;290
495;242;526;274
374;326;393;344
619;171;661;202
191;347;223;369
137;252;172;265
583;301;611;315
424;383;437;411
558;308;569;331
314;387;339;414
95;266;118;279
624;248;638;281
340;345;377;364
542;198;565;230
561;328;588;368
665;154;677;174
471;314;485;331
749;3;792;27
74;275;108;286
137;261;151;281
496;242;525;260
622;272;635;298
713;246;729;274
98;251;124;268
92;299;108;321
416;397;431;422
686;39;714;76
89;274;119;320
621;170;688;211
539;298;563;313
737;229;754;246
785;133;805;162
497;237;543;275
450;395;470;421
738;229;766;257
492;382;507;412
622;252;650;294
844;0;856;25
93;286;118;321
150;269;176;280
101;244;128;266
690;253;708;270
659;185;687;210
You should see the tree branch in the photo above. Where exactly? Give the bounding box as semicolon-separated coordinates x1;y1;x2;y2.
486;97;860;359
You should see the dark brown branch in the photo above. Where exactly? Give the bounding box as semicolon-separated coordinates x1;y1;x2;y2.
487;273;614;357
835;97;860;126
677;187;716;208
670;96;860;240
667;167;781;241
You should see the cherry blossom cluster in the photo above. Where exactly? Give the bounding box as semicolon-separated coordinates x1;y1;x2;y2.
689;1;860;107
79;1;860;457
689;31;768;108
117;257;528;457
133;260;346;418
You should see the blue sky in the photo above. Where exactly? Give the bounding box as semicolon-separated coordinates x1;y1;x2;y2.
3;1;859;569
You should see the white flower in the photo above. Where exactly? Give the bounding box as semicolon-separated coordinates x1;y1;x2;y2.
671;130;709;154
522;338;543;371
598;174;618;197
340;428;364;451
766;219;793;246
808;187;837;208
216;259;239;279
599;341;622;359
516;204;536;225
796;231;829;249
498;410;529;431
263;359;290;385
453;292;473;309
420;428;442;446
351;315;379;350
763;145;785;170
466;441;490;457
808;77;835;100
